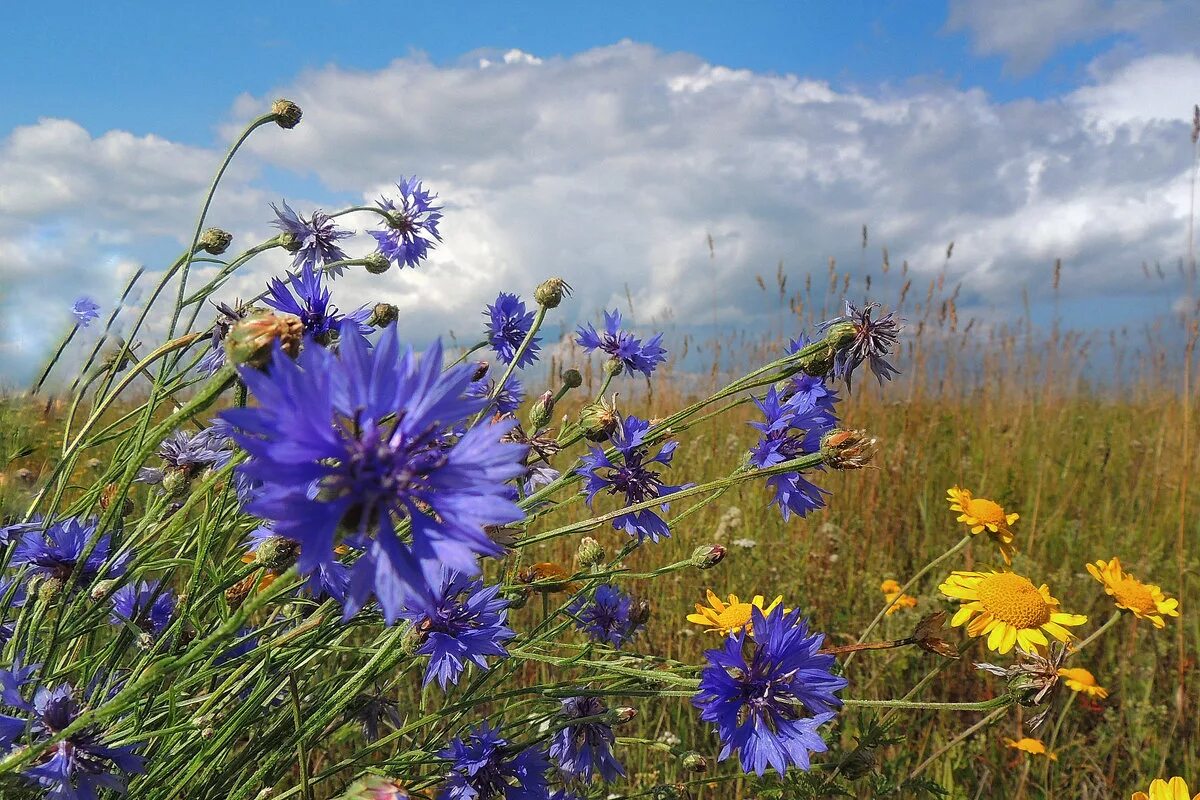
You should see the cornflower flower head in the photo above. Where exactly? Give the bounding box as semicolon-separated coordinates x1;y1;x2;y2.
1057;667;1109;699
71;297;101;328
687;589;786;636
438;721;550;800
692;606;847;777
568;584;645;648
484;292;541;368
1086;557;1179;628
1005;737;1056;760
784;336;841;417
466;373;525;417
940;570;1087;654
748;388;833;520
10;517;128;593
264;264;371;346
271;200;352;276
110;580;176;640
1133;778;1200;800
577;414;684;544
370;176;443;270
880;579;918;615
398;573;515;690
197;301;247;375
220;324;527;622
818;300;901;391
947;486;1019;565
136;428;229;487
575;309;667;379
549;696;625;782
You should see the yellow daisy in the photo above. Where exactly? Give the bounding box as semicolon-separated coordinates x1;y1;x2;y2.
1005;737;1057;760
939;570;1087;654
1133;777;1200;800
1057;666;1109;699
1087;557;1180;629
686;589;785;635
946;486;1019;564
880;579;918;615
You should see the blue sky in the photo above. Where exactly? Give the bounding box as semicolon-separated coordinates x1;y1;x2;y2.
1;1;1197;383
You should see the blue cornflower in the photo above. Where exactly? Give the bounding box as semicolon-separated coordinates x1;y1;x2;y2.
575;310;666;379
439;721;550;800
549;696;625;782
110;580;176;639
271;200;352;276
136;428;229;486
466;373;524;417
484;293;541;368
748;388;833;520
784;337;841;418
370;176;443;269
197;301;246;376
71;297;100;328
10;517;128;592
398;573;514;690
692;606;847;777
818;301;901;392
578;414;684;543
264;264;371;345
568;584;645;648
220;324;527;623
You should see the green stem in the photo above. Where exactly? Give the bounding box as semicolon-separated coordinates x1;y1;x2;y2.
907;705;1009;779
31;323;79;394
1075;610;1121;652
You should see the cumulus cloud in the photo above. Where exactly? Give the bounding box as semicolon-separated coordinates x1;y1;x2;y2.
1;41;1195;384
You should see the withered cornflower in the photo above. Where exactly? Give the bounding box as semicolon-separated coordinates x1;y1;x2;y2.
578;414;685;543
71;297;101;328
818;300;901;391
748;388;833;520
575;309;667;379
484;292;541;368
370;176;443;269
550;696;625;782
692;606;847;776
271;200;352;276
136;428;229;487
220;324;527;622
264;264;371;345
438;721;550;800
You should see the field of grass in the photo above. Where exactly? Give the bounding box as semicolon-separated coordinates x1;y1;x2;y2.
3;261;1196;799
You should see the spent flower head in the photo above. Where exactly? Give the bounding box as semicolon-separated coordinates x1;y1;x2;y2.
817;300;901;391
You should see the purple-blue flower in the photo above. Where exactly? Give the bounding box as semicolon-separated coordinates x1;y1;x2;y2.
549;696;625;782
692;605;847;777
0;579;26;648
271;200;352;276
110;580;176;639
578;414;684;543
197;301;246;376
438;721;550;800
466;373;524;417
9;517;128;593
575;310;666;379
784;337;841;418
264;264;371;345
568;584;645;649
220;324;527;623
136;428;229;486
817;301;901;392
484;292;540;368
399;573;514;690
370;176;443;270
71;297;101;328
748;388;833;520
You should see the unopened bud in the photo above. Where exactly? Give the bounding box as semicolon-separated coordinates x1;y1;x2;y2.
339;776;411;800
504;586;532;610
579;401;619;442
561;368;582;389
369;303;399;328
87;458;104;471
200;726;215;740
198;227;232;255
839;744;878;779
528;391;555;429
225;311;303;369
37;577;64;603
271;98;303;129
690;544;726;570
820;428;877;470
648;786;692;800
576;537;605;568
534;277;571;309
161;468;190;498
681;752;708;773
612;706;638;724
137;632;156;650
471;361;490;382
90;579;119;602
363;252;391;275
254;536;300;571
603;357;625;378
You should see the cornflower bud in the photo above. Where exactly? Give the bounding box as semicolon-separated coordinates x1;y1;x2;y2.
369;303;399;328
603;357;625;378
276;230;301;253
363;252;391;275
820;428;877;470
340;776;411;800
630;599;651;627
576;536;605;568
161;468;190;498
681;751;708;772
579;398;619;442
528;391;555;430
271;98;303;129
561;368;583;389
534;277;571;309
689;544;726;570
225;311;303;369
198;227;232;255
611;706;638;724
89;579;119;602
254;536;300;571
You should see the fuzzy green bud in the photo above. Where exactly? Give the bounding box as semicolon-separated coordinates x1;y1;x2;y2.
198;227;232;255
612;706;638;724
689;544;726;570
338;776;411;800
534;277;571;309
254;535;300;571
681;752;708;773
369;303;399;328
271;98;303;129
225;311;303;369
561;368;582;389
578;401;618;442
37;577;64;603
89;579;119;602
363;252;391;275
276;230;301;253
603;357;625;378
528;391;555;429
576;536;605;568
161;468;190;498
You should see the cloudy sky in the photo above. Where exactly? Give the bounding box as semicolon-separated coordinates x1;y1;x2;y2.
1;1;1198;384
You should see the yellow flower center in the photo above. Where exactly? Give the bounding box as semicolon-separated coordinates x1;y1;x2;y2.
965;498;1006;526
976;572;1052;629
1111;577;1157;615
715;603;755;630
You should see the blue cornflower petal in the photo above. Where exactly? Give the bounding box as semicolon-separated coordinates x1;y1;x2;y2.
264;264;371;345
9;517;129;593
549;696;625;782
438;721;550;800
575;309;666;379
484;292;541;368
568;584;645;649
110;580;176;639
71;297;101;328
370;176;444;270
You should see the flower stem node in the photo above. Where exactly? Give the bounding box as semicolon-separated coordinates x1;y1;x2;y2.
271;98;303;129
681;752;709;773
528;391;555;429
579;399;619;442
369;303;399;328
576;536;606;568
820;428;877;469
690;544;727;570
561;368;583;389
198;227;233;255
534;277;572;308
363;252;391;275
225;311;303;369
